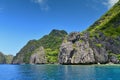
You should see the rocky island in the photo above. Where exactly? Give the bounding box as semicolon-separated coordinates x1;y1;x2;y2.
10;0;120;65
0;52;13;64
59;1;120;64
12;29;67;64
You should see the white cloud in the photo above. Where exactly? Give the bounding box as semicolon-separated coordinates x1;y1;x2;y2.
103;0;119;8
32;0;49;11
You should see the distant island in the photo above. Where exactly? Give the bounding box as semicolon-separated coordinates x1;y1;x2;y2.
0;0;120;65
0;52;13;64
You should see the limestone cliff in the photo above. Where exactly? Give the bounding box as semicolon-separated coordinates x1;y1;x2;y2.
59;32;120;64
12;29;67;64
30;46;46;64
59;1;120;64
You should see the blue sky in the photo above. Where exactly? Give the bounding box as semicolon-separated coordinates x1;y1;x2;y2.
0;0;119;55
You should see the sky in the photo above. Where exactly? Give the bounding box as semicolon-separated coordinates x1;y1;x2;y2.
0;0;119;55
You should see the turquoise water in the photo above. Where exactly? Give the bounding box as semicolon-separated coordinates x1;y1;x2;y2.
0;64;120;80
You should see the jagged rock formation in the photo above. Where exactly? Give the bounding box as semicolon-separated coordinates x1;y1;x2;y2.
0;52;6;64
59;1;120;64
59;32;110;64
12;29;67;64
30;46;46;64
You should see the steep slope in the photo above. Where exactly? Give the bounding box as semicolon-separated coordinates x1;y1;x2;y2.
88;1;120;37
12;29;67;64
59;1;120;64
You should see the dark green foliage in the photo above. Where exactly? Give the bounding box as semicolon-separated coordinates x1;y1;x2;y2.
37;29;67;63
13;29;67;63
49;29;67;38
108;52;120;60
95;43;102;47
13;40;40;63
87;0;120;38
45;48;58;63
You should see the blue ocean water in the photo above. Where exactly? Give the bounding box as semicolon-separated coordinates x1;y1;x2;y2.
0;64;120;80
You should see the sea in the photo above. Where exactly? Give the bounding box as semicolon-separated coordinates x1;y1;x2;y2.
0;64;120;80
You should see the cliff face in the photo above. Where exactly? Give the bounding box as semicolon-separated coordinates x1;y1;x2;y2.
59;1;120;64
12;29;67;64
59;32;120;64
30;46;46;64
13;1;120;64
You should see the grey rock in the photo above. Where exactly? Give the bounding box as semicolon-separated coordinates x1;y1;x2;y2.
30;47;46;64
71;41;95;64
59;32;120;64
59;42;74;64
109;55;119;64
59;32;96;64
67;32;80;43
12;54;25;64
93;47;108;63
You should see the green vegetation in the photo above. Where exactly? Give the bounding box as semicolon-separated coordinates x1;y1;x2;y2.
109;52;120;60
87;1;120;38
13;29;67;63
38;29;67;63
13;1;120;64
95;43;102;47
14;40;40;63
79;40;83;43
72;43;77;50
45;48;58;63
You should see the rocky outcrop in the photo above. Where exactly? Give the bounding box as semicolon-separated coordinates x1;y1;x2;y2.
59;32;120;64
0;52;6;64
12;40;39;64
59;1;120;64
12;29;67;64
30;47;46;64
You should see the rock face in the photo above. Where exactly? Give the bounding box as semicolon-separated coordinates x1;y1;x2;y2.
12;40;39;64
59;32;96;64
59;1;120;64
12;1;120;64
59;32;120;64
30;47;46;64
12;29;67;64
0;52;6;64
